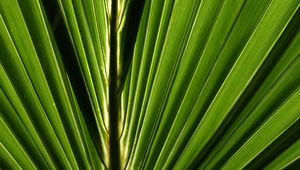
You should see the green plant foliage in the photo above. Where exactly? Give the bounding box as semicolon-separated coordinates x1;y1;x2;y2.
0;0;300;169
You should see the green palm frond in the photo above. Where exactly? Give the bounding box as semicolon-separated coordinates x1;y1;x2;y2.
1;0;300;169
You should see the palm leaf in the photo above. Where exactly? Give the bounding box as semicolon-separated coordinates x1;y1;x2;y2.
1;0;300;169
